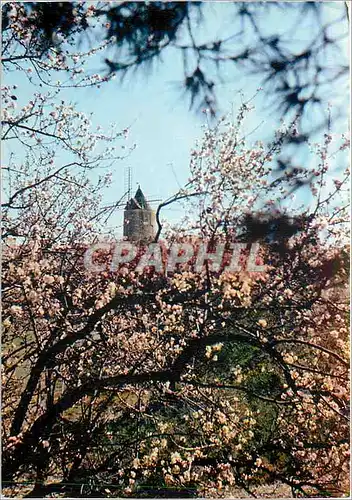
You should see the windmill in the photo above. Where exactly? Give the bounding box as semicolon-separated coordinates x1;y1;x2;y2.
100;167;162;237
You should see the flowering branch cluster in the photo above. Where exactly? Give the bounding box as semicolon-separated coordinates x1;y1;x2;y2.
2;3;117;88
2;103;349;497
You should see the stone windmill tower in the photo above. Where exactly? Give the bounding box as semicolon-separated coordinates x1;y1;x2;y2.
123;186;156;242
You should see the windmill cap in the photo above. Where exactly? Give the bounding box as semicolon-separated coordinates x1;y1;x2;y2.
125;187;151;210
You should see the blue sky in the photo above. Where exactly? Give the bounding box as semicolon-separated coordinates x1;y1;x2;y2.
2;2;349;235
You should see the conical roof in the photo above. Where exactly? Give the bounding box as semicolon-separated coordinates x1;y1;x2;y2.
125;186;151;210
134;187;151;209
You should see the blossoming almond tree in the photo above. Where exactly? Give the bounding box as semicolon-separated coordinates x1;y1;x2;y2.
2;5;134;495
2;2;117;87
2;2;130;248
2;101;349;497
